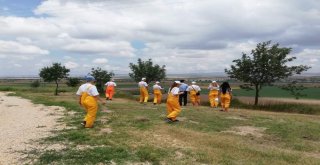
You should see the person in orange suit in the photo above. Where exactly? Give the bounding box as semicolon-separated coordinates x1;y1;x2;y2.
208;81;220;108
77;75;106;128
187;81;201;106
166;81;184;123
153;81;163;105
219;82;232;112
76;75;100;126
138;77;149;104
105;79;117;100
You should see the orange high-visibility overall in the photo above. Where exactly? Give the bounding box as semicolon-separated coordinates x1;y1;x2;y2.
166;92;181;121
153;89;162;104
220;93;231;109
140;87;149;103
105;86;115;100
209;90;219;107
189;90;200;105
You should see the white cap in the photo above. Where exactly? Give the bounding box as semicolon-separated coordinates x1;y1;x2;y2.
212;80;216;83
142;77;146;81
192;81;196;84
155;81;160;84
174;81;181;84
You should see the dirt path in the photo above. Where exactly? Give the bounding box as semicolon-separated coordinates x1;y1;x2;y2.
0;92;65;165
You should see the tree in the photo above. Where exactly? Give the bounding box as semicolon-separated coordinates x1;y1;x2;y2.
90;67;114;92
129;58;166;83
39;63;70;95
225;41;310;105
66;77;81;87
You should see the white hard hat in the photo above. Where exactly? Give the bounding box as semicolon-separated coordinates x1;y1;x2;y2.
142;77;146;81
174;81;181;84
155;81;160;84
212;80;216;83
192;81;196;84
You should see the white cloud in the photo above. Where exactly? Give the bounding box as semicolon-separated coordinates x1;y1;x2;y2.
0;0;320;76
92;58;108;64
0;40;49;59
64;61;79;69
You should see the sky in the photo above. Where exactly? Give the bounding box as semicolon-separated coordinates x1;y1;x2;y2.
0;0;319;77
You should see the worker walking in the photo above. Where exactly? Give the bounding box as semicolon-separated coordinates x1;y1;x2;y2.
187;81;201;106
208;81;220;108
166;81;184;123
77;75;106;128
138;77;149;104
219;82;232;112
153;81;163;105
105;79;117;100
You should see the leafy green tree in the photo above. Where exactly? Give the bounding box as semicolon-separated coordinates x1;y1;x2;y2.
66;77;81;87
90;67;114;92
129;58;166;83
225;41;310;105
39;63;70;95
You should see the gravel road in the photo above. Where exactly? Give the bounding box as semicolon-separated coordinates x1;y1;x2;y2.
0;92;64;165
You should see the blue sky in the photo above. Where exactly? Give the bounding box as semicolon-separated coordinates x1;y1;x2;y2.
0;0;319;77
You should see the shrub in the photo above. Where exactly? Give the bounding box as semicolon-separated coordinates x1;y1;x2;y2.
66;77;80;87
30;80;40;88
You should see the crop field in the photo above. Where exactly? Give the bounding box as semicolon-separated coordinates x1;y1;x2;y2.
0;79;320;164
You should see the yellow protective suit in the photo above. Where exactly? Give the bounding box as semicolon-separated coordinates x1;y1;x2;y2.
105;86;115;100
139;87;149;103
83;95;98;128
209;90;219;107
153;89;162;104
189;90;200;105
220;93;231;109
80;85;93;122
166;92;181;121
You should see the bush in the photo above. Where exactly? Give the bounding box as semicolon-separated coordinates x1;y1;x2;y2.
30;80;40;88
66;77;80;87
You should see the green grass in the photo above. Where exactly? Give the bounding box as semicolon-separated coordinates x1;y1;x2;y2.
233;86;320;99
1;83;320;164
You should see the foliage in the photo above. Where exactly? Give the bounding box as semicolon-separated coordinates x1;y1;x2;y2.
39;63;70;95
30;80;40;88
66;77;81;87
90;67;114;92
279;81;307;99
225;41;310;105
129;58;166;83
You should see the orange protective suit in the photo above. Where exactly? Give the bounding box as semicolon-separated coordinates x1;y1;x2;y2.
189;90;200;105
153;89;162;104
105;86;115;100
166;92;181;121
220;93;231;109
209;90;219;107
140;87;149;103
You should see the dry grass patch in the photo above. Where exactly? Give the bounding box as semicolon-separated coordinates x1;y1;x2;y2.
222;126;267;138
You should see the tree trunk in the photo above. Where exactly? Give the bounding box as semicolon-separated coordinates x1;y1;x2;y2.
254;84;259;105
55;80;59;96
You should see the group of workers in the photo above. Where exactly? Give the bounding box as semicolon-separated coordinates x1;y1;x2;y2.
76;76;232;127
138;78;233;123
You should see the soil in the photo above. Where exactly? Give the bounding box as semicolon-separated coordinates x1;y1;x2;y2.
0;92;64;164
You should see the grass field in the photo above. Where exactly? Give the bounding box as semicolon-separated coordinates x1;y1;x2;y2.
1;81;320;164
